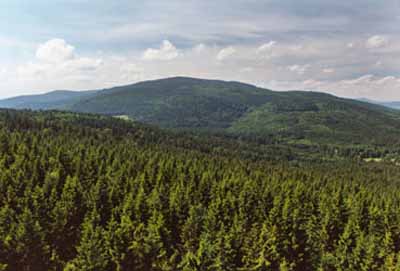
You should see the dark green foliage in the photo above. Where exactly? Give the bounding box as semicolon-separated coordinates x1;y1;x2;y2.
1;77;400;148
0;109;400;270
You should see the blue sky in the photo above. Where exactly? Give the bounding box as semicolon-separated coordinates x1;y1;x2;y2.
1;0;399;100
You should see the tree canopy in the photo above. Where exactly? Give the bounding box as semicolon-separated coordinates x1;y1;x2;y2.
0;109;400;270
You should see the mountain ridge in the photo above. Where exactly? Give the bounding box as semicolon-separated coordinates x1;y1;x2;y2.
358;97;400;110
0;89;99;110
1;76;399;147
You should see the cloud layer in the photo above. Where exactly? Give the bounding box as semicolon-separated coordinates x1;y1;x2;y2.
143;40;179;61
36;39;75;63
216;47;236;61
0;1;399;100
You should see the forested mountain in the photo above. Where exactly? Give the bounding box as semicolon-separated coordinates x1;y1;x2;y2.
359;98;400;110
1;109;400;270
0;90;98;110
1;77;400;147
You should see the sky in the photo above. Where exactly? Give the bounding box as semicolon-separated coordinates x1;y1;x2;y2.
0;0;399;100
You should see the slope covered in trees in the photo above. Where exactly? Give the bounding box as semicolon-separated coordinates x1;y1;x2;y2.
1;77;400;147
1;109;400;270
0;90;98;110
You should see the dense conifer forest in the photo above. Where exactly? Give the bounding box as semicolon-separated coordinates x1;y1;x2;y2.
1;109;400;270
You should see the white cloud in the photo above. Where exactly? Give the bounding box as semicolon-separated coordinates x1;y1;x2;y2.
366;35;389;49
0;68;6;77
63;57;103;72
120;63;144;81
216;46;236;61
322;68;335;73
193;43;206;53
291;44;304;51
292;74;400;100
375;76;396;85
288;64;310;75
120;63;143;73
17;62;46;78
17;58;103;81
16;39;103;88
256;41;277;59
257;41;277;52
3;36;400;101
36;39;75;63
346;74;374;84
268;74;400;101
240;67;254;73
143;40;179;61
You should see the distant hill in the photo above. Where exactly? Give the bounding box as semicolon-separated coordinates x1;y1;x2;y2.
0;90;98;110
383;102;400;110
1;77;400;146
383;102;400;109
358;98;400;110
